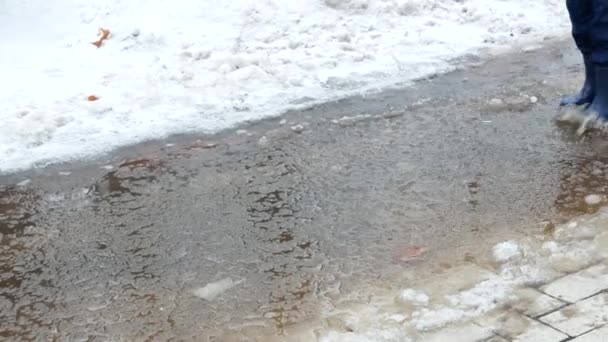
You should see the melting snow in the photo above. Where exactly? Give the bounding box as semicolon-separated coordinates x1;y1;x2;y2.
0;0;569;172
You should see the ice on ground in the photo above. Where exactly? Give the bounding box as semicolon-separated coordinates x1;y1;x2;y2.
398;289;429;306
493;241;522;263
0;0;569;172
192;277;241;301
585;194;603;205
16;179;31;187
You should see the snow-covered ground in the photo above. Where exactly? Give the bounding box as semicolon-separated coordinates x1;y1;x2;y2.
0;0;569;172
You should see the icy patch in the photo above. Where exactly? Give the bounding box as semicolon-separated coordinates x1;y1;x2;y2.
493;241;522;263
0;0;569;172
398;289;429;306
192;278;242;301
585;194;602;205
16;179;31;187
387;314;407;323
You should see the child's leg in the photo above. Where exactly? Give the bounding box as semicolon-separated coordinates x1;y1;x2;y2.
562;0;595;106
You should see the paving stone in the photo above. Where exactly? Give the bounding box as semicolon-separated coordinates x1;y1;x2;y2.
419;323;493;342
540;293;608;337
476;311;567;342
513;288;566;318
540;264;608;303
512;323;568;342
571;325;608;342
483;336;510;342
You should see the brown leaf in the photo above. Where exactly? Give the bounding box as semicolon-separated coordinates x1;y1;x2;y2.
91;28;111;48
395;245;428;264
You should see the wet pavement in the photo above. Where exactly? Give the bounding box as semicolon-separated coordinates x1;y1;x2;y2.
3;39;608;341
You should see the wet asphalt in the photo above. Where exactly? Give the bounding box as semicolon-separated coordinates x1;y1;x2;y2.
3;39;608;341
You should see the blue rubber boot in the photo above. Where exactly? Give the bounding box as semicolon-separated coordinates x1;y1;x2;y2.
588;64;608;120
561;54;595;106
563;0;594;106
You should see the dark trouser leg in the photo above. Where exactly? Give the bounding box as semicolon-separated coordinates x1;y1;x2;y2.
589;0;608;118
562;0;595;106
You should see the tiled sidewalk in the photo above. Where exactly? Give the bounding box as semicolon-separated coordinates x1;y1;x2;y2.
318;209;608;342
424;263;608;342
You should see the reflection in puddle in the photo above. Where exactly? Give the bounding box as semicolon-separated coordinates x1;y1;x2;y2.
0;187;60;340
555;155;608;219
0;187;37;235
240;149;319;333
91;158;164;199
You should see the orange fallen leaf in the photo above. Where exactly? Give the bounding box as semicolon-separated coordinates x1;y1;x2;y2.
394;245;428;264
91;28;110;48
87;95;99;101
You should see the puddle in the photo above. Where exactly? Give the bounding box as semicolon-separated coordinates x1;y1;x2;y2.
0;187;61;340
2;41;608;340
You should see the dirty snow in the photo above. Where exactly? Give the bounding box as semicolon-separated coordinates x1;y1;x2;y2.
398;289;430;306
319;207;608;342
0;0;569;172
492;240;522;263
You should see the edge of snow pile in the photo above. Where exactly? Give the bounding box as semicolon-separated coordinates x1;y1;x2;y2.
317;207;608;342
0;0;568;172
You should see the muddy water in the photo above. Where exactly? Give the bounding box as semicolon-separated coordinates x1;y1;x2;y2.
2;39;608;341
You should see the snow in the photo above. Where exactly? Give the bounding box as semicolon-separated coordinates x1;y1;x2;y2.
585;194;602;205
492;241;522;263
398;288;430;306
16;179;31;187
0;0;569;172
192;277;241;301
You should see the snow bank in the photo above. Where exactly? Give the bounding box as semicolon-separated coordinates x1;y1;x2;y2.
0;0;569;172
